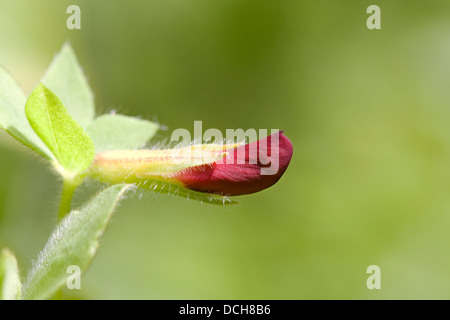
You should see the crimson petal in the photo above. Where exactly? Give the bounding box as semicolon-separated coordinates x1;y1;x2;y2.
175;131;293;195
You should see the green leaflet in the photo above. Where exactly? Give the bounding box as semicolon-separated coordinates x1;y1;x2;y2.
0;67;54;159
0;249;21;300
21;184;131;300
42;43;95;128
87;114;159;152
25;84;95;173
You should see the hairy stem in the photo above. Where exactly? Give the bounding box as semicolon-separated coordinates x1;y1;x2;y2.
57;177;82;221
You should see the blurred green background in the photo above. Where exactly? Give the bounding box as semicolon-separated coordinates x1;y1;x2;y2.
1;0;450;299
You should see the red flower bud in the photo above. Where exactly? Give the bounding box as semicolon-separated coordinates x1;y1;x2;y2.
89;131;293;201
175;131;293;195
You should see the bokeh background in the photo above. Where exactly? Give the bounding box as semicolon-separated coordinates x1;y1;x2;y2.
1;0;450;299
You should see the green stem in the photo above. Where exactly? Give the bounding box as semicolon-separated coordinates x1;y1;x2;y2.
57;177;81;221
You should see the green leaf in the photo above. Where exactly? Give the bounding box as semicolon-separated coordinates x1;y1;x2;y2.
25;84;95;173
0;67;54;159
21;184;131;300
87;114;159;153
0;248;21;300
42;43;95;128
